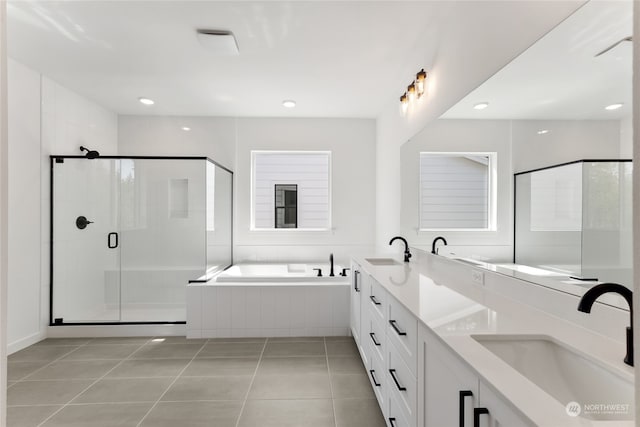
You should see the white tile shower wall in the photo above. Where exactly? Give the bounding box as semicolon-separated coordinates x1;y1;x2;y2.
187;284;350;338
234;118;376;262
6;59;118;352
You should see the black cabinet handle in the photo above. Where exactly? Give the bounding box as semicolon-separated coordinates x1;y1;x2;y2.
389;320;407;336
369;369;381;387
107;232;118;249
474;407;489;427
354;270;360;292
370;295;381;305
369;332;381;346
389;369;406;391
388;418;397;427
459;390;473;427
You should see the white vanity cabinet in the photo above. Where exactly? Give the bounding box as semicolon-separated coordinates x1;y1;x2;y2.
418;324;531;427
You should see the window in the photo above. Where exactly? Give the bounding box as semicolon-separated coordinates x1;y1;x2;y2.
419;152;496;230
252;151;331;230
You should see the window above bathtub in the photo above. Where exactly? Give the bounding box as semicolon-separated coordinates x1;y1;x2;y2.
251;151;331;231
419;152;497;231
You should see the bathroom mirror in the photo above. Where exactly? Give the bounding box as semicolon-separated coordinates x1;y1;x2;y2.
400;0;633;307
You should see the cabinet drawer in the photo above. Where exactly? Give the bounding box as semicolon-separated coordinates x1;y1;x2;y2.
367;278;388;323
387;387;413;427
365;339;386;409
387;340;417;426
387;297;418;376
363;313;386;363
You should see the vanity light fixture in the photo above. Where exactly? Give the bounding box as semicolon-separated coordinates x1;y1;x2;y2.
537;129;549;135
399;68;428;113
416;69;427;97
138;97;155;106
473;102;489;110
605;103;623;110
282;100;296;108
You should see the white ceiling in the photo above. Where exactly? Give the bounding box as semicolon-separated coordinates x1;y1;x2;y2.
441;0;633;120
8;1;445;118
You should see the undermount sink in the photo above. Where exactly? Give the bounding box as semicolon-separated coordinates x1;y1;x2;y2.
473;334;634;421
365;258;401;266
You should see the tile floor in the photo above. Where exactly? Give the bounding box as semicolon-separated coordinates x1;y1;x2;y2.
7;336;386;427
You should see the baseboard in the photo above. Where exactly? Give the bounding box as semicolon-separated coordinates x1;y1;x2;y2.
47;323;186;338
8;331;46;355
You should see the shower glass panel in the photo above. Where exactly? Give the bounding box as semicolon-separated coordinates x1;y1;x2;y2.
51;156;233;325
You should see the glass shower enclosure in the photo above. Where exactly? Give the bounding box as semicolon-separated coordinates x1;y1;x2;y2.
50;156;232;324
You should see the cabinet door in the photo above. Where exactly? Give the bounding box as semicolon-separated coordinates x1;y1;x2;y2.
477;382;531;427
350;263;363;344
422;329;478;427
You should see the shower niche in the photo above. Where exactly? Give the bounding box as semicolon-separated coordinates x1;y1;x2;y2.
50;156;233;324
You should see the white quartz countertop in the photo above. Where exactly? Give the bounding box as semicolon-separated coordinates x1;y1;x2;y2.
352;252;634;427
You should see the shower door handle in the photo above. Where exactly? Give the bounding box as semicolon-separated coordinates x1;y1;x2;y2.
107;232;119;249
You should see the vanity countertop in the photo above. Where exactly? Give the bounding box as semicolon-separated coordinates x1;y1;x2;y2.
352;252;634;427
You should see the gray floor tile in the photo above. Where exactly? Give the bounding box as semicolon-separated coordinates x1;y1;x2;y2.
330;373;376;399
161;376;251;401
150;336;208;344
325;336;354;341
61;344;140;360
249;373;331;399
34;338;92;346
208;337;266;343
7;362;48;381
8;380;94;405
267;336;324;342
263;341;326;357
328;356;366;374
326;340;358;356
197;342;264;358
9;346;77;363
334;398;386;427
88;337;152;345
7;405;61;427
238;399;335;427
41;403;152;427
257;356;328;375
131;343;203;359
73;378;173;403
26;360;120;380
139;401;242;427
182;357;259;377
107;358;190;378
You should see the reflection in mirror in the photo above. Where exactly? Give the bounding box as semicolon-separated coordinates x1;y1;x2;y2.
400;0;633;308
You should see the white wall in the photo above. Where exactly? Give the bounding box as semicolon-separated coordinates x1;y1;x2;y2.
0;1;8;422
375;1;585;251
6;59;118;352
234;118;376;264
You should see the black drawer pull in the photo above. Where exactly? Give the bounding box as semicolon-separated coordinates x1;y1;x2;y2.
459;390;473;427
389;320;407;336
354;270;360;292
370;295;381;305
369;332;381;346
388;418;397;427
389;369;406;391
474;407;489;427
369;369;381;387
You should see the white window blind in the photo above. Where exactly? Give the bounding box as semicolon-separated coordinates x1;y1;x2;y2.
419;153;494;230
252;151;331;230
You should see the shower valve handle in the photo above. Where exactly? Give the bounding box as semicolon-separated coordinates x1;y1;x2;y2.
76;216;94;230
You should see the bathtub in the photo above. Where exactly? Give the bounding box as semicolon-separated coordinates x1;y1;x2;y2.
187;262;351;338
215;262;348;283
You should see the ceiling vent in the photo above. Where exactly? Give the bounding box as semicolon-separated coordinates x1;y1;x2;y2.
196;29;239;56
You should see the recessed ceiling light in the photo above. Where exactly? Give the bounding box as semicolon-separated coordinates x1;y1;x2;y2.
605;103;623;110
473;102;489;110
282;100;296;108
181;127;191;132
138;97;155;106
537;129;550;135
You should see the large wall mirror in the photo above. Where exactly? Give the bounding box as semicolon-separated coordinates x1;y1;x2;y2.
401;0;632;309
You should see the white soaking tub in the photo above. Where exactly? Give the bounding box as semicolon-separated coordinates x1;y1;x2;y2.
187;262;351;338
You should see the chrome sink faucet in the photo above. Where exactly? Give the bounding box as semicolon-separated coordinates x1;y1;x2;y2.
389;236;412;263
578;283;633;366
